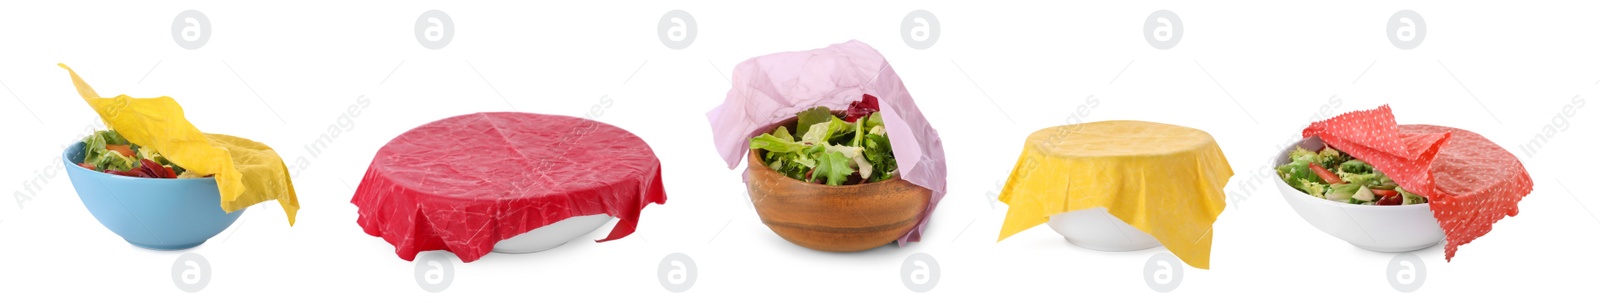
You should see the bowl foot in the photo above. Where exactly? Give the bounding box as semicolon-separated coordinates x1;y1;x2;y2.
1349;240;1441;253
1064;237;1162;252
492;240;575;254
781;235;897;253
491;214;612;254
1048;209;1163;252
128;239;205;251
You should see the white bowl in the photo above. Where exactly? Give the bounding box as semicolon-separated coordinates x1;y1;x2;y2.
492;214;613;254
1047;208;1161;252
1276;137;1443;252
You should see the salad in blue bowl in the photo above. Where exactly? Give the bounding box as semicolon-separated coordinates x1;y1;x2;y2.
63;130;242;250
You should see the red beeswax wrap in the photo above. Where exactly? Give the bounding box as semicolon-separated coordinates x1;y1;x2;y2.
1303;105;1533;261
352;112;667;262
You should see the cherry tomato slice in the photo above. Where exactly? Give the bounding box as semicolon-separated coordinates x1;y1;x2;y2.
1309;162;1345;185
106;144;135;157
1370;189;1399;197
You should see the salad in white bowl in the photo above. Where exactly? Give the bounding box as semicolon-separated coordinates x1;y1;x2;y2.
1277;145;1427;206
1273;137;1443;253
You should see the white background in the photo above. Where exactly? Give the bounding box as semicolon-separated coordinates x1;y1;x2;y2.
1;1;1596;301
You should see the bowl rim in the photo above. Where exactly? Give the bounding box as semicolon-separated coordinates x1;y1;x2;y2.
744;113;909;189
63;141;215;183
1274;136;1429;209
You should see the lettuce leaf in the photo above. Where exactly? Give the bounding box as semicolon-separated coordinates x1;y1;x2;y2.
863;133;896;181
754;125;820;180
813;150;856;186
81;130;136;171
800;123;827;145
1396;186;1429;205
771;125;794;141
1338;170;1384;187
800;116;852;146
824;143;873;180
1288;146;1318;163
865;112;884;132
750;133;805;154
1288;146;1348;170
1277;153;1320;194
752;107;899;185
1299;180;1328;199
794;107;835;138
89;149;137;172
1316;147;1347;168
1337;159;1374;174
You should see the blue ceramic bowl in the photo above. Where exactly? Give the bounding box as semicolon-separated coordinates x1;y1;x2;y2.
62;142;243;250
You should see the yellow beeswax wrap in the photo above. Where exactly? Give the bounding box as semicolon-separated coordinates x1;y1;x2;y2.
998;120;1232;269
61;64;299;225
206;134;299;225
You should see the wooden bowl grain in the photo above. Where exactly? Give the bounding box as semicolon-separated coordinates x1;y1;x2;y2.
745;116;932;252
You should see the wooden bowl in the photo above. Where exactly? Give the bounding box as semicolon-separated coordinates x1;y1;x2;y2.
745;116;932;252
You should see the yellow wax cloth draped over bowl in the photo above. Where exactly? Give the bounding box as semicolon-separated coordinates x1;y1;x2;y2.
61;64;299;225
997;120;1232;269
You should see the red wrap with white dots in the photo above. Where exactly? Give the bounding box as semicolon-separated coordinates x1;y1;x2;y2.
1303;105;1533;261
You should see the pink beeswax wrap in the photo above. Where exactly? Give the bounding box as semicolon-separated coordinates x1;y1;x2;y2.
706;40;947;245
1303;105;1533;261
353;112;668;262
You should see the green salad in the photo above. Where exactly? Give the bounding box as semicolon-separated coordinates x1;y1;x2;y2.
1276;145;1427;206
749;96;896;186
78;130;188;179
